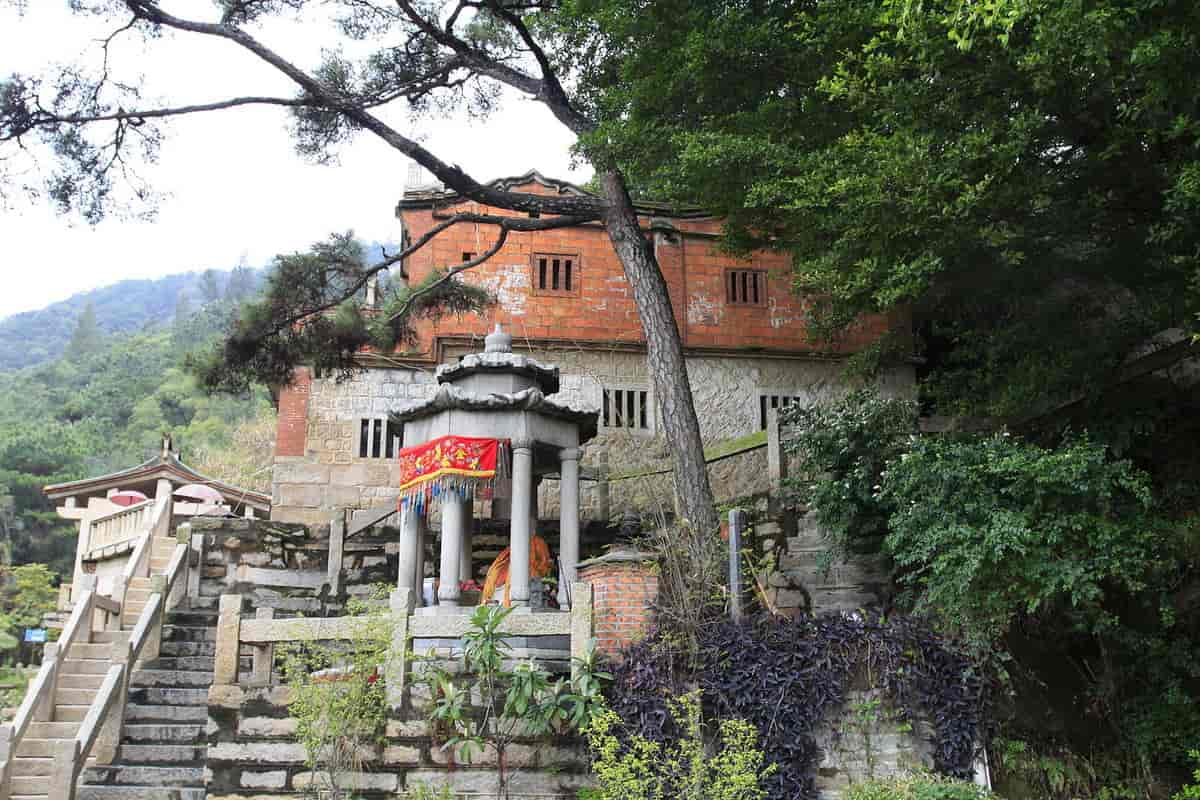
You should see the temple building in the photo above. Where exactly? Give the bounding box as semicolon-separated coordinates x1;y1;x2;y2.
270;170;915;526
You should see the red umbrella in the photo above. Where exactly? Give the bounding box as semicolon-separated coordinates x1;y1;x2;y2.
109;490;148;507
173;483;224;503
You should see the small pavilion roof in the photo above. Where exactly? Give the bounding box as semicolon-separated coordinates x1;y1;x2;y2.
43;450;270;512
390;384;599;443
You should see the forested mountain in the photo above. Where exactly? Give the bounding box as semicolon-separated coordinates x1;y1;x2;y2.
0;239;398;579
0;267;264;370
0;265;276;579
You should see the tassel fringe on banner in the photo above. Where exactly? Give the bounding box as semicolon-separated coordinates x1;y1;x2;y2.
396;435;510;515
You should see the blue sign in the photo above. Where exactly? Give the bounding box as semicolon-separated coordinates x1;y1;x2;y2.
23;629;46;644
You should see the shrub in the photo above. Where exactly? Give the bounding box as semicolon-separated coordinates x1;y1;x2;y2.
583;690;774;800
843;774;994;800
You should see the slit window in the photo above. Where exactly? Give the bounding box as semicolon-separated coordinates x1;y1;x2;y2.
462;251;475;262
727;269;767;306
532;253;579;296
759;395;804;430
358;418;404;458
601;387;651;431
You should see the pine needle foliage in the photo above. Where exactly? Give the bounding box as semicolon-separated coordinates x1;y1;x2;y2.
189;232;493;394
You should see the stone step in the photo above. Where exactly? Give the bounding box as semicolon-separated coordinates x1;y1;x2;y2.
159;641;215;657
128;577;154;590
65;643;116;661
11;757;52;776
89;631;132;645
58;673;105;690
14;739;99;760
149;558;170;572
125;704;206;723
27;721;78;739
81;765;205;786
62;658;110;676
128;688;208;707
53;705;89;722
77;786;206;800
123;724;205;743
10;775;49;795
180;596;218;612
131;669;213;688
55;688;100;706
161;626;216;642
116;743;205;764
147;656;214;672
125;588;151;603
162;612;217;628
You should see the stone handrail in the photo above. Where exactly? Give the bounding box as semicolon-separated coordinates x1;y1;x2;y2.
87;499;154;553
49;664;124;800
213;583;595;698
0;589;103;800
49;539;192;799
111;495;171;626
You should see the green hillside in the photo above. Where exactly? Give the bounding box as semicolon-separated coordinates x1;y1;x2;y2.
0;267;263;371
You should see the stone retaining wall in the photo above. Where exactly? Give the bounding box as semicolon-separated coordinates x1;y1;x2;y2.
206;669;591;799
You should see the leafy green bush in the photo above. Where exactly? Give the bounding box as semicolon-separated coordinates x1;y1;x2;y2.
417;605;608;797
1174;751;1200;800
583;690;774;800
843;774;993;800
781;389;915;556
280;589;392;800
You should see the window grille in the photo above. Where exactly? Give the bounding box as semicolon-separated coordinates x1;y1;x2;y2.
358;418;403;459
533;253;578;296
759;395;804;430
462;251;474;262
727;269;767;306
602;388;651;431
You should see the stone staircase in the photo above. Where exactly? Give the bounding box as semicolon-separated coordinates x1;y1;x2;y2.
7;632;122;799
76;599;218;800
6;533;181;800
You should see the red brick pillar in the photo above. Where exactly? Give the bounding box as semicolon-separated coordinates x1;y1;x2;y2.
577;550;659;658
275;367;312;457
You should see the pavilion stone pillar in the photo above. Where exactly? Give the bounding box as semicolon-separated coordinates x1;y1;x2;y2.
509;439;535;607
459;511;475;584
557;447;582;609
438;493;469;608
396;505;424;611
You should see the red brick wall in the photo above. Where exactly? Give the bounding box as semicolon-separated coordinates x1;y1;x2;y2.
398;180;894;357
579;559;659;658
274;368;311;457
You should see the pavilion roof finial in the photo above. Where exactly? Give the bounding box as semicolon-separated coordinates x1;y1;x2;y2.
484;323;512;354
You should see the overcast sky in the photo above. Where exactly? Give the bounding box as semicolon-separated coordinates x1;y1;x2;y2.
0;3;589;319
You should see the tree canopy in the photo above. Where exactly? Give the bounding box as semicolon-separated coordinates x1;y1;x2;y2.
569;0;1200;423
0;0;722;534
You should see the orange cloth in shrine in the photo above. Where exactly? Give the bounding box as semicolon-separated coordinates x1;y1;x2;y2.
480;535;553;607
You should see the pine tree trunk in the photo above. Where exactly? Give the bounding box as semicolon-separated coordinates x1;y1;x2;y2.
598;169;719;536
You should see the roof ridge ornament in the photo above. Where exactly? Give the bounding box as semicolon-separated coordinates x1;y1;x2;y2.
484;323;512;354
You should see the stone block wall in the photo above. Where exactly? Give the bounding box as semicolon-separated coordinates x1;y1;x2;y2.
271;347;915;525
207;684;591;799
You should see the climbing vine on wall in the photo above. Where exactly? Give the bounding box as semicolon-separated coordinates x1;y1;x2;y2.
605;612;985;800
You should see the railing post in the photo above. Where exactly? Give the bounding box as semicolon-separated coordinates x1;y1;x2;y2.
728;509;746;622
49;736;79;800
386;588;411;709
767;407;787;516
108;577;125;632
0;724;13;800
186;527;204;602
35;643;60;723
94;643;130;765
144;579;165;663
214;594;243;687
569;581;593;682
250;608;275;685
328;512;346;597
